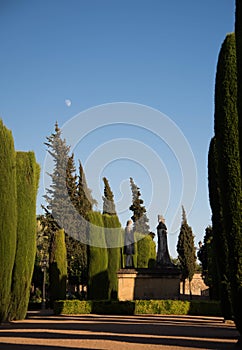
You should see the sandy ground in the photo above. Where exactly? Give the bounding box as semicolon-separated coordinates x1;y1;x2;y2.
0;311;240;350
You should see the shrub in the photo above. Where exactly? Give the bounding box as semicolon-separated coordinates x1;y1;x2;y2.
189;300;222;316
54;300;92;315
92;300;135;315
135;299;190;315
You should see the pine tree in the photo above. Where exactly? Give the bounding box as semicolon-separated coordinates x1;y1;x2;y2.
177;206;196;298
129;177;150;234
44;122;71;232
9;152;40;320
0;120;17;322
214;32;241;328
102;177;116;215
208;137;233;319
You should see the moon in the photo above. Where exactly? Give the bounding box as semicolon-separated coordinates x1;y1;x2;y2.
65;99;72;107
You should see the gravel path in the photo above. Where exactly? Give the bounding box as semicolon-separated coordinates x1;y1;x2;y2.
0;312;240;349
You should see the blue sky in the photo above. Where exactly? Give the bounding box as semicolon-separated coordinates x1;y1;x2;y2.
0;0;236;257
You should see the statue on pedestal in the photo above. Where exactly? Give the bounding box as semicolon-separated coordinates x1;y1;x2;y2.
156;215;173;267
124;220;135;268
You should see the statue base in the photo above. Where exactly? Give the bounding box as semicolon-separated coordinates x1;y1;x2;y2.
117;267;181;301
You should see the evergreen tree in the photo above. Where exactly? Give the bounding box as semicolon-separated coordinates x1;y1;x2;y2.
208;137;233;319
44;122;71;232
49;228;67;305
129;177;150;234
87;212;108;300
103;214;122;299
102;177;116;215
197;226;219;300
177;206;196;298
214;32;242;328
0;120;17;322
235;3;242;340
9;152;40;320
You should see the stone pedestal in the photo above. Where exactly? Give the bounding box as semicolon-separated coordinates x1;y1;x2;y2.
117;267;181;301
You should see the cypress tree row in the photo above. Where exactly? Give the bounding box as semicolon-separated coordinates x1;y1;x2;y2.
49;228;67;305
177;206;196;297
103;214;122;299
9;152;40;320
87;212;108;300
0;120;17;322
214;32;242;330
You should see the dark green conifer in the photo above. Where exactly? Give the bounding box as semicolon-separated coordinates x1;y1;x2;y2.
102;177;116;215
9;152;40;320
214;32;242;328
177;206;196;298
129;177;150;234
0;120;17;322
208;137;233;319
49;228;67;305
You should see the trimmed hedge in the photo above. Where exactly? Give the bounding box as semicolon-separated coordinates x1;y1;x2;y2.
9;152;40;321
54;299;222;317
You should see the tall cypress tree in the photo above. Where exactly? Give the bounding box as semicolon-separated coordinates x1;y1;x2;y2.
177;206;196;297
208;137;232;319
0;120;17;322
102;177;116;215
9;152;40;320
49;228;67;305
129;177;150;234
214;32;242;329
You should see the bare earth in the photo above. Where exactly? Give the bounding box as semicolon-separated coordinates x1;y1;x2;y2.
0;311;240;350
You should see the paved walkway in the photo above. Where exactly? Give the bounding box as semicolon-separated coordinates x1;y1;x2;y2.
0;312;240;349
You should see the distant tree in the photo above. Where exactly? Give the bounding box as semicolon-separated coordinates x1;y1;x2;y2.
177;206;196;298
0;120;17;322
9;152;40;321
129;177;150;234
102;177;116;215
197;226;219;300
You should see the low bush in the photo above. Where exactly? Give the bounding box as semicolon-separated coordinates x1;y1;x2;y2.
92;300;135;315
53;299;222;317
189;300;222;316
135;299;190;315
54;300;92;315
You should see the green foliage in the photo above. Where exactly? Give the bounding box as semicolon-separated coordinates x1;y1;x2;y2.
0;119;17;322
9;152;40;321
188;300;222;317
54;299;221;317
135;299;190;315
197;226;220;299
235;1;242;335
54;300;92;315
136;233;156;268
177;207;196;296
49;228;67;305
103;214;122;299
213;33;241;323
87;212;108;300
102;177;116;215
208;137;233;319
129;177;150;234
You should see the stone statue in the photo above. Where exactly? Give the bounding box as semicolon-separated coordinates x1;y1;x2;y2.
156;215;173;267
124;220;135;268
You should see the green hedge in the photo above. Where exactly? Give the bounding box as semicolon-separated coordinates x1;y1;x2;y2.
54;299;222;317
